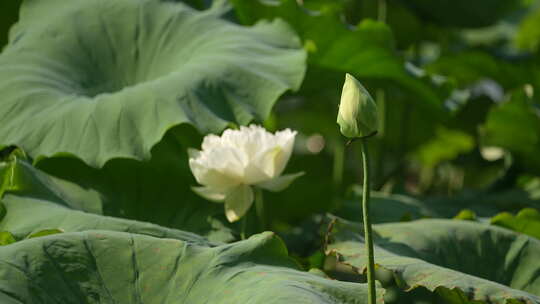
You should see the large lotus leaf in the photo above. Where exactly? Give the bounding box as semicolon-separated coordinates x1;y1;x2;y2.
0;0;306;168
326;217;540;304
36;126;236;243
0;152;215;245
0;195;212;246
230;0;447;113
1;137;236;243
398;0;521;28
0;151;102;214
0;230;384;303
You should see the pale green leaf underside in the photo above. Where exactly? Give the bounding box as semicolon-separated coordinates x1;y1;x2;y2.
0;231;382;303
0;0;306;167
327;218;540;304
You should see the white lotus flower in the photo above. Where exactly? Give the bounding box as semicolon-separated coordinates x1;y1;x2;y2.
189;125;303;222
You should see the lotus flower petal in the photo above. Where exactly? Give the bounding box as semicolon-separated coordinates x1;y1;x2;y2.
256;172;305;192
225;184;254;223
191;186;227;203
189;147;245;192
189;125;301;222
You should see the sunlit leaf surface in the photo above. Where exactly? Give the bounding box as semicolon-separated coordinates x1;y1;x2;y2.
327;217;540;304
0;0;306;167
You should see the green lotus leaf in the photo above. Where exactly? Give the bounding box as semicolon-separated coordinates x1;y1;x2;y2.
326;217;540;304
26;228;63;239
0;228;63;245
0;0;306;167
0;150;103;213
0;140;219;245
0;143;235;243
0;195;213;246
0;230;384;303
491;208;540;240
453;209;478;221
33;126;236;243
0;231;15;245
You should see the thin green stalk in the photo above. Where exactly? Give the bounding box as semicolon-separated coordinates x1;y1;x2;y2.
255;188;266;231
360;139;376;304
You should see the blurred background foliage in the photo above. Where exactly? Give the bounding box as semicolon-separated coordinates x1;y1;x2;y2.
1;0;540;230
2;0;540;303
230;0;540;227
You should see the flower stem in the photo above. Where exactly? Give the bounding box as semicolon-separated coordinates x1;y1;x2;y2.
255;188;266;231
360;138;376;304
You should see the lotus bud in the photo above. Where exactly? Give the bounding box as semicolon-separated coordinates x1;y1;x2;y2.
337;73;379;138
